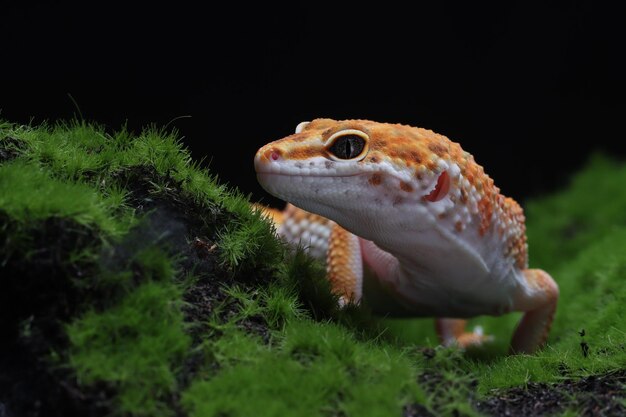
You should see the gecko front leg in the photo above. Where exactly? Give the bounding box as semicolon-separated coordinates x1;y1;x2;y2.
326;224;363;306
510;269;559;354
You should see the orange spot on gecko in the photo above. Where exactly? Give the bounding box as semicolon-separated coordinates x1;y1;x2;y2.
425;171;450;202
410;151;423;164
428;142;447;156
369;173;383;186
400;181;413;193
459;188;468;203
466;171;475;184
455;220;464;232
478;197;493;236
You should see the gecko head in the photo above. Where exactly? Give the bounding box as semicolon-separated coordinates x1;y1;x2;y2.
255;118;465;242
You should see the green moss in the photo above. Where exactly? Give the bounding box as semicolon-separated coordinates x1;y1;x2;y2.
67;280;190;416
182;322;424;417
277;246;340;320
525;154;626;271
216;208;282;272
261;284;304;328
65;242;189;416
0;159;128;236
1;121;233;212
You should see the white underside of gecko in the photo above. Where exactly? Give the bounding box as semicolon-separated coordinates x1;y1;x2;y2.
259;172;524;318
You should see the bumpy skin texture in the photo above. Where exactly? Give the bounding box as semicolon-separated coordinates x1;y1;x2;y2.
255;119;558;353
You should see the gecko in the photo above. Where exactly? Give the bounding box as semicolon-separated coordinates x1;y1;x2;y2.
254;118;558;354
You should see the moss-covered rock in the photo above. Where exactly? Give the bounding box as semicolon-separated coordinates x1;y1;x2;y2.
0;121;289;416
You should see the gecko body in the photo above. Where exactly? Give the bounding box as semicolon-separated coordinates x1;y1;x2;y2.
255;119;558;353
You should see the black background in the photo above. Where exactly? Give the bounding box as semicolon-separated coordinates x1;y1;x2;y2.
2;2;625;206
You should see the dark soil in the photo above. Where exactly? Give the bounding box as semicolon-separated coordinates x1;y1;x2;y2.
403;403;437;417
0;136;25;162
404;348;625;417
0;213;106;417
476;370;626;417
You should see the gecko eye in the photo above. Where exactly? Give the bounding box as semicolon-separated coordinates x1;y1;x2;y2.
325;130;369;161
328;135;364;159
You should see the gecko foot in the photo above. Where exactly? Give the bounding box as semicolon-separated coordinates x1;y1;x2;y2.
454;325;495;349
436;319;494;349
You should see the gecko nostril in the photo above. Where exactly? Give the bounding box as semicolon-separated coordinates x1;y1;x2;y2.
264;148;281;162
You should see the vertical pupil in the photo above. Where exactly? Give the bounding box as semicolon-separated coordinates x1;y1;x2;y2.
345;139;352;158
328;134;365;159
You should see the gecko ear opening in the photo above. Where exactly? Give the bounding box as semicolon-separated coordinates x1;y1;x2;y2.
425;171;450;202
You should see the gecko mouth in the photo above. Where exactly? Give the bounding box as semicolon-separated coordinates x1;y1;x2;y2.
256;172;367;201
255;171;364;179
